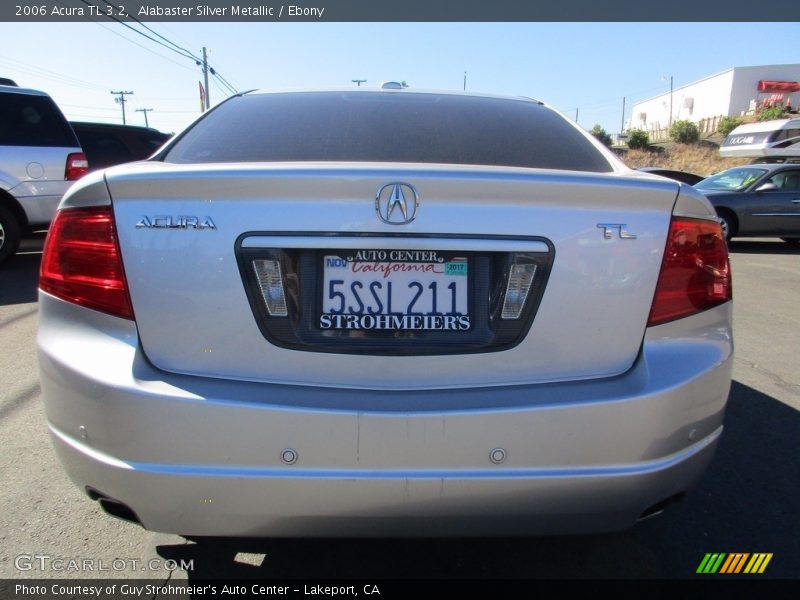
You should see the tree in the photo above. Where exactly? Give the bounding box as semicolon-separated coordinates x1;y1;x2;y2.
758;106;787;121
717;116;743;136
627;129;649;149
590;124;612;147
670;120;699;144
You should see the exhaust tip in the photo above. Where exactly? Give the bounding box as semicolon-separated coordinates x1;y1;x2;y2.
638;492;686;522
85;487;143;526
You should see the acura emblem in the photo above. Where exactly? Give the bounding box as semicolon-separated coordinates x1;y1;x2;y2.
375;183;419;225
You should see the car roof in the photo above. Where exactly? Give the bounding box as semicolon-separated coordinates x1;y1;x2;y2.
0;84;50;97
638;167;700;175
243;87;545;105
727;118;800;134
69;121;168;135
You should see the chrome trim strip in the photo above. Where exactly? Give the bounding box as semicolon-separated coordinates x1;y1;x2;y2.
242;236;550;252
751;213;800;217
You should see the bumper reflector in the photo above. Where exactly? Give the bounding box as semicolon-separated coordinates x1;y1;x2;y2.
253;259;288;317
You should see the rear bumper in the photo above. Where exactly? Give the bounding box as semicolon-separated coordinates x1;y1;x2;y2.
38;293;733;536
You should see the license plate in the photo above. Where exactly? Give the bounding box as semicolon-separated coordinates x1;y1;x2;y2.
320;250;470;331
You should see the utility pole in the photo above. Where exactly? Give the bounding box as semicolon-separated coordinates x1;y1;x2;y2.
669;75;673;129
575;107;579;123
202;47;210;111
621;96;626;133
110;90;134;125
352;79;366;87
463;71;467;91
135;108;153;128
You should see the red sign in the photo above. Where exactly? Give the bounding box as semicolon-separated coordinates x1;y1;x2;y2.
758;80;800;92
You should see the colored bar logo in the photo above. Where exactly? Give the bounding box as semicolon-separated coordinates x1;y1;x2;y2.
697;553;773;574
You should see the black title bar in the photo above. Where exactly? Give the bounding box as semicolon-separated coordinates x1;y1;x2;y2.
2;0;795;22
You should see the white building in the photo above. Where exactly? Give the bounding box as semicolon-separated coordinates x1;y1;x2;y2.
629;64;800;134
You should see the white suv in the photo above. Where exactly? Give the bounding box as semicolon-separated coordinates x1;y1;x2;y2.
0;84;87;264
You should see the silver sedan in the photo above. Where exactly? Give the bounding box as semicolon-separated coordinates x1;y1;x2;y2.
38;88;732;537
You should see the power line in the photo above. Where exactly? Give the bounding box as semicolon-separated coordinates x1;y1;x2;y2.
0;56;107;92
99;0;201;62
82;0;238;96
213;71;238;95
209;75;229;100
60;103;120;112
212;71;237;95
77;1;198;62
55;0;194;73
86;19;198;72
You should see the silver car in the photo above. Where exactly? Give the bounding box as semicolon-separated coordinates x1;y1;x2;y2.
38;89;733;537
0;84;87;264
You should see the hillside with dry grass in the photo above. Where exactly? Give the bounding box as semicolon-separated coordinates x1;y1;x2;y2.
615;142;751;177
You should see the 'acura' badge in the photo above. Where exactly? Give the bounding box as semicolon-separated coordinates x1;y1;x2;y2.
375;183;419;225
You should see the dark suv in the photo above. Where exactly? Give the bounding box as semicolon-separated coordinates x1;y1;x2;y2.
69;122;171;172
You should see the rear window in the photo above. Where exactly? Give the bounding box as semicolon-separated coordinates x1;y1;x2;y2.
164;92;613;173
0;92;78;147
695;167;767;191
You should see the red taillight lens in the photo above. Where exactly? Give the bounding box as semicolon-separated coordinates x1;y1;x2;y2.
40;206;133;320
648;216;731;326
65;152;89;180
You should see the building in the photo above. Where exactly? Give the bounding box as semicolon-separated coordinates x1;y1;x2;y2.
629;64;800;135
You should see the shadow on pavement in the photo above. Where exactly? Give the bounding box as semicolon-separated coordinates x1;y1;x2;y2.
156;381;800;580
0;233;44;306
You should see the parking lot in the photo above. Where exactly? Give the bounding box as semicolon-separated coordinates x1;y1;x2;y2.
1;234;798;580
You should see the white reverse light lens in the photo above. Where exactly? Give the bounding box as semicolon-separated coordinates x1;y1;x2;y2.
253;259;288;317
501;262;538;320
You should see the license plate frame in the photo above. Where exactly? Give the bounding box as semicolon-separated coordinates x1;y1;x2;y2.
319;249;471;332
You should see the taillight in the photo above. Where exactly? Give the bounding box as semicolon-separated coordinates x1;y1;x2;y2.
648;216;731;326
40;206;133;320
65;152;89;180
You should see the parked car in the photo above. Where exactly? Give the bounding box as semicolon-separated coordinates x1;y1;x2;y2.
0;84;87;264
69;121;170;171
39;88;732;537
694;163;800;243
637;167;705;186
719;118;800;160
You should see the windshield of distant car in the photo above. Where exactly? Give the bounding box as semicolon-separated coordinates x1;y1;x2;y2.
163;92;614;173
695;167;767;192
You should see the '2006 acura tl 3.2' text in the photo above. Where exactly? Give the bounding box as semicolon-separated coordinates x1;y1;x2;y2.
38;87;732;536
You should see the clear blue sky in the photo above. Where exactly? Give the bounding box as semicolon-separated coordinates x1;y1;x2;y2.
2;22;798;134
